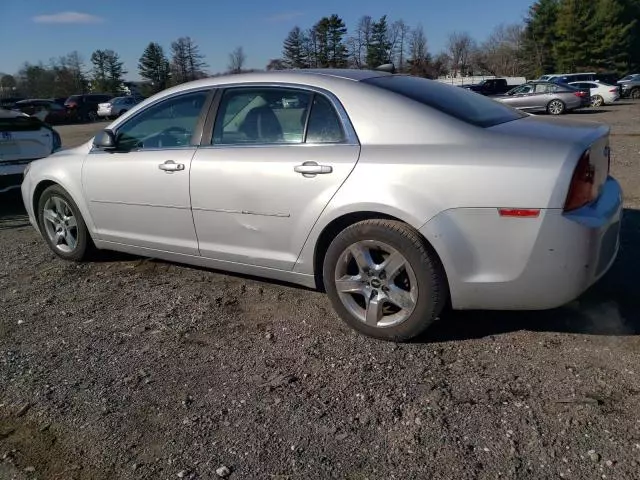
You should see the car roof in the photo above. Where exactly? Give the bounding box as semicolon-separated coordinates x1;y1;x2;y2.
159;69;393;95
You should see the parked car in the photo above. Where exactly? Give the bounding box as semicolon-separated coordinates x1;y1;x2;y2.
97;96;144;119
617;75;640;99
568;81;620;106
460;78;520;96
539;72;619;85
0;97;25;110
21;70;622;341
492;81;590;114
12;99;69;124
64;94;113;122
1;108;61;193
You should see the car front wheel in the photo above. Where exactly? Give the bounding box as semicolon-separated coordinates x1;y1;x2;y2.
323;219;448;342
38;185;93;261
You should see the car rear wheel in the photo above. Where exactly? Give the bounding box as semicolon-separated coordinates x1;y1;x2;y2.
591;95;604;107
547;99;565;115
631;88;640;100
87;111;98;122
323;219;447;342
38;185;94;261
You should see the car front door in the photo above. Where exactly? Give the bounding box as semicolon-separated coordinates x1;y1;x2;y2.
501;84;535;110
82;88;212;255
190;86;360;270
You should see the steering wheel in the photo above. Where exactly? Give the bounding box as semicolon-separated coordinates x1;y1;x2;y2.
155;126;190;148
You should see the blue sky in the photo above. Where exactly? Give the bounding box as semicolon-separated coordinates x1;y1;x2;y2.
1;0;533;80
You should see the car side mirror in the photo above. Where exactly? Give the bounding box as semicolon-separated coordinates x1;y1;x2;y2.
93;129;117;150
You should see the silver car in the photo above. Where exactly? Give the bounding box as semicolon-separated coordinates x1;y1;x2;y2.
493;81;590;115
97;96;143;119
21;70;622;341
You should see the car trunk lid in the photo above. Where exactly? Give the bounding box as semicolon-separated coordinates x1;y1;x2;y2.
489;115;611;206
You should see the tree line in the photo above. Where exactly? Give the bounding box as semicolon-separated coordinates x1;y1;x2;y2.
2;0;639;100
269;0;640;78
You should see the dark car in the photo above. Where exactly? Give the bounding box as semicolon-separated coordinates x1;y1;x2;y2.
0;96;25;110
617;74;640;99
13;99;69;124
460;78;520;96
64;93;113;122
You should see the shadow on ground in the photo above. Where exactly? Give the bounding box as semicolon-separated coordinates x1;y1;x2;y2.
427;208;640;342
0;191;30;230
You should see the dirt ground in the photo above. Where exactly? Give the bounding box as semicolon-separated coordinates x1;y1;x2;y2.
1;104;640;479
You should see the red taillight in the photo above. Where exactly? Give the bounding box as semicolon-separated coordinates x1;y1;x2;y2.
609;88;618;93
498;208;541;218
574;91;587;97
564;150;595;211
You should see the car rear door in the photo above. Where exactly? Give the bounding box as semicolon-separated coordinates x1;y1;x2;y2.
190;86;360;271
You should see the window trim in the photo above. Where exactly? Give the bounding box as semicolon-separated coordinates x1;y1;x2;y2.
89;87;216;154
198;82;359;148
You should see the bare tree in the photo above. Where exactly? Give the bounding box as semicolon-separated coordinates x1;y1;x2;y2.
475;24;524;76
407;25;429;76
447;31;474;77
348;15;373;68
392;20;412;72
228;46;246;73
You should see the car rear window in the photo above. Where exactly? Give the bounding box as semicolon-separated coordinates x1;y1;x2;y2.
362;75;526;128
0;115;44;132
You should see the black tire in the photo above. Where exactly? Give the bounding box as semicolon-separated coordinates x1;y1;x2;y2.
37;185;94;262
630;88;640;100
591;95;604;107
322;219;448;342
547;99;566;115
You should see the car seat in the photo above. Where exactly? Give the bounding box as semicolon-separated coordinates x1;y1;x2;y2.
240;105;283;142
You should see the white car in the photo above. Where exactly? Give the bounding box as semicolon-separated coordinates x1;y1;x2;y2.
0;109;61;193
569;81;620;106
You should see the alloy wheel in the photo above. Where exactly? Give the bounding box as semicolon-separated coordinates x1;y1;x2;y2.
42;196;78;253
548;100;564;115
591;95;604;107
334;240;418;328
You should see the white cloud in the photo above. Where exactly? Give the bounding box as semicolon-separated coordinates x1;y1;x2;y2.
32;11;104;24
265;12;304;23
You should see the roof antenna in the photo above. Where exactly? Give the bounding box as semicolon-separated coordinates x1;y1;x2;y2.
375;63;396;73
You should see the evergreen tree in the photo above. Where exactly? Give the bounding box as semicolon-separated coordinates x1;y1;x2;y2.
366;15;392;68
589;0;637;72
282;26;308;68
521;0;560;77
327;14;348;67
554;0;597;72
90;50;109;92
138;42;170;93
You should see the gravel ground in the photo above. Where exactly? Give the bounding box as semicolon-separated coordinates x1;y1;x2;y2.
1;103;640;480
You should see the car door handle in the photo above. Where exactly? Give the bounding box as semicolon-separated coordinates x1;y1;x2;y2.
158;160;185;173
294;161;332;177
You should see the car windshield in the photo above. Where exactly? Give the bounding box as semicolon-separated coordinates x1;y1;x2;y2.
363;75;526;128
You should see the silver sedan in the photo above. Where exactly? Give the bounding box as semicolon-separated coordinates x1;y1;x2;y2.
21;70;622;341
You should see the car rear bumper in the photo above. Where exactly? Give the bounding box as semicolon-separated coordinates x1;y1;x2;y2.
420;177;623;310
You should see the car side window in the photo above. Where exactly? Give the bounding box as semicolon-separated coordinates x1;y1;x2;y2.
534;83;551;93
115;90;208;151
213;88;311;145
305;95;346;143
